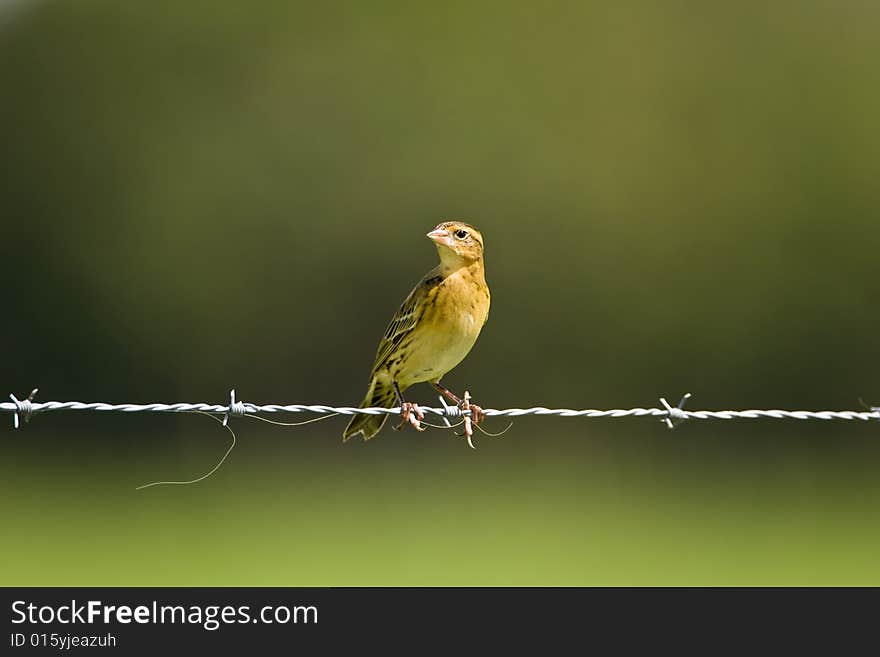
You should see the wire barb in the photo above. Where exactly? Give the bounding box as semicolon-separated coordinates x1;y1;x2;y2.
9;388;38;429
223;389;247;426
858;397;880;421
437;395;463;423
659;392;692;430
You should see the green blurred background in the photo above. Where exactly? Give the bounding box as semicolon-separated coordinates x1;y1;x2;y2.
2;1;880;585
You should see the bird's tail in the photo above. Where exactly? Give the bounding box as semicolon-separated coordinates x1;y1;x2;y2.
343;378;397;441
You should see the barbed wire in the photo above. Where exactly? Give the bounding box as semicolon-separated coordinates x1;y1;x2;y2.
4;388;880;431
7;387;878;489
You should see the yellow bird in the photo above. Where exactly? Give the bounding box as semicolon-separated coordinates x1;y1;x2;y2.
343;221;491;441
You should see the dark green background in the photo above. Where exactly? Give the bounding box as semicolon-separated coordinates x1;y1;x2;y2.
2;1;879;584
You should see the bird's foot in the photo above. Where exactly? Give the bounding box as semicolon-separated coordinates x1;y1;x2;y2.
395;402;425;432
459;391;484;448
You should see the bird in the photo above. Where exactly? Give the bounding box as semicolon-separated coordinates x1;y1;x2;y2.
343;221;491;441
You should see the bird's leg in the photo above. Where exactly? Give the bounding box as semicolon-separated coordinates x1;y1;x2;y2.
432;383;484;448
431;382;461;405
432;382;484;426
393;380;424;432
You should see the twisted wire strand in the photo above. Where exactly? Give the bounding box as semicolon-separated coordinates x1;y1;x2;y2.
3;394;880;427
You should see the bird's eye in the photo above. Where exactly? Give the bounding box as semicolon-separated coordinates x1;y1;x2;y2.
454;229;468;239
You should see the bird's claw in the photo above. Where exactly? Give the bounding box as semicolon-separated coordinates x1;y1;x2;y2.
459;391;483;448
395;402;425;432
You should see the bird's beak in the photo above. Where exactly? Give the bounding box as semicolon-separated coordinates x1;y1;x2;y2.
426;228;449;245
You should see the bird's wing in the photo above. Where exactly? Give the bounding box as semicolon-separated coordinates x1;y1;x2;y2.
370;274;434;376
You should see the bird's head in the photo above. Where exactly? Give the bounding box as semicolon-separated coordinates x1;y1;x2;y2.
426;221;484;265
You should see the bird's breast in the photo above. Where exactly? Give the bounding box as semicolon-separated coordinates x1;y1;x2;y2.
430;274;489;337
394;268;489;385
